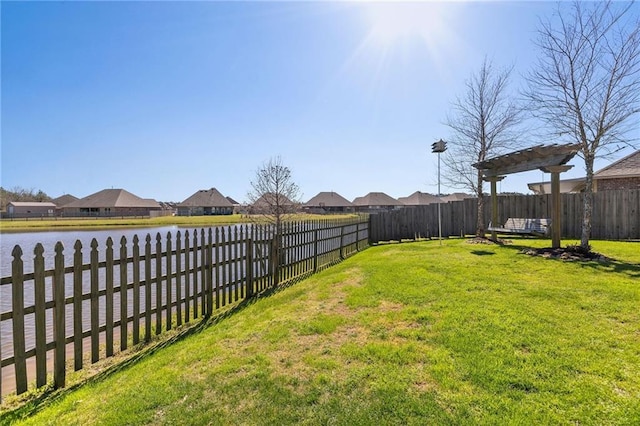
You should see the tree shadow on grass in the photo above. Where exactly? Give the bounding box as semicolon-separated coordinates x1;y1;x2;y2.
497;242;640;280
0;273;313;422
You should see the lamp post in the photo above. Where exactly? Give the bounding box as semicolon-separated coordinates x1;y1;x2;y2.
431;139;447;245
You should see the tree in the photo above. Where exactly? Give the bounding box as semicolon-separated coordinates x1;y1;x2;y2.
246;157;301;285
525;1;640;249
443;58;523;237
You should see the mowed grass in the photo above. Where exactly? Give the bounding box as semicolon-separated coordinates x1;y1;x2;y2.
3;238;639;425
0;213;359;232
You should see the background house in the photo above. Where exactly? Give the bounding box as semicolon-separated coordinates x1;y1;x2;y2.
6;201;57;218
61;188;162;217
528;150;640;194
398;191;442;206
352;192;403;213
304;191;354;213
177;188;234;216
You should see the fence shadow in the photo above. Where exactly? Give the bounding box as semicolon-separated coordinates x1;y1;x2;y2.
0;272;317;421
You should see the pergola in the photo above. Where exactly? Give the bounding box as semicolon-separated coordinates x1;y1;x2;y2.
473;143;581;248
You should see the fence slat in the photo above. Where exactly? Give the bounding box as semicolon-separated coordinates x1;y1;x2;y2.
34;244;47;387
155;233;163;335
90;239;99;363
11;246;27;394
166;232;172;331
132;235;141;345
53;242;66;389
175;231;182;327
120;236;128;351
73;240;83;370
106;238;114;357
144;234;152;342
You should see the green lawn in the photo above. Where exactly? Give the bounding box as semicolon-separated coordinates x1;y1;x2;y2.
0;213;358;232
2;238;639;425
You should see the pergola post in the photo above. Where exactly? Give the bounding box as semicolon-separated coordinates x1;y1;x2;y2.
541;165;573;249
484;176;505;241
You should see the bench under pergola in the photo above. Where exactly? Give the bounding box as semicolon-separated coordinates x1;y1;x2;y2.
473;143;581;248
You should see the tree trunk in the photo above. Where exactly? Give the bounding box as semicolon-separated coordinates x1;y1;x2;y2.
476;172;485;237
581;155;595;250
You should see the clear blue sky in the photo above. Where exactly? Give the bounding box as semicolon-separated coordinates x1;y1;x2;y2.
1;1;638;203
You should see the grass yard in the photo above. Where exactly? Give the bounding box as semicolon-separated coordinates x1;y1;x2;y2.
2;238;639;425
0;213;358;232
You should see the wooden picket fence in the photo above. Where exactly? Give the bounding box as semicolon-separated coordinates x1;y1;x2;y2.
0;218;369;400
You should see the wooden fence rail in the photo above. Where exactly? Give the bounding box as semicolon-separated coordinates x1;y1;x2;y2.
370;189;640;242
0;218;369;400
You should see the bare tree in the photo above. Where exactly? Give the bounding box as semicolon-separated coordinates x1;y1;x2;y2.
443;57;523;237
246;157;301;285
525;1;640;249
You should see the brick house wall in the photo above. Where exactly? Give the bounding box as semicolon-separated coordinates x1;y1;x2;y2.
596;177;640;191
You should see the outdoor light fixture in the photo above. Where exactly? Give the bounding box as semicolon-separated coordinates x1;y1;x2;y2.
432;139;447;245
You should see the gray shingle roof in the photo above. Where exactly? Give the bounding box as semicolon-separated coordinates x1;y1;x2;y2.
52;194;79;207
595;150;640;178
352;192;402;206
440;193;473;203
305;191;353;207
178;188;233;208
64;189;161;209
397;191;442;205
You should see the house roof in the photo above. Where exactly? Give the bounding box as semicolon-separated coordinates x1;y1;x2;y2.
440;193;473;203
64;189;161;209
52;194;78;207
527;149;640;194
397;191;442;205
8;201;57;208
305;191;353;207
226;196;239;205
352;192;402;206
178;188;233;208
594;150;640;178
252;193;295;207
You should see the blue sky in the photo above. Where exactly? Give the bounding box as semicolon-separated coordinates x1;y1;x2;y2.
1;1;638;203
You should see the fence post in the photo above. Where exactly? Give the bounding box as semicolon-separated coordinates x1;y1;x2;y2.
166;232;173;330
53;242;66;389
34;244;47;388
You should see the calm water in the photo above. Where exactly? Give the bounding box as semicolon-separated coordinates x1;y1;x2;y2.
0;226;183;278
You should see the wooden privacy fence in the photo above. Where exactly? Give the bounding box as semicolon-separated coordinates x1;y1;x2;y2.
0;218;369;400
370;189;640;242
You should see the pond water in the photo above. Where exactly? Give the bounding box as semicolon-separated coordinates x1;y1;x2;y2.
1;226;196;277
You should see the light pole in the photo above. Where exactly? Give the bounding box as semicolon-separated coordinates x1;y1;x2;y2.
431;139;447;245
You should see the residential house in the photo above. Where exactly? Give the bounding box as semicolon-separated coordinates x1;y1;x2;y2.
177;188;234;216
352;192;403;213
528;150;640;194
51;194;78;208
61;188;162;217
398;191;442;206
6;201;57;218
249;193;297;215
440;193;473;203
304;191;354;213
